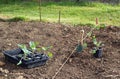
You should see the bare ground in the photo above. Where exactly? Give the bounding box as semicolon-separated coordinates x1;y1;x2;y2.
0;22;120;79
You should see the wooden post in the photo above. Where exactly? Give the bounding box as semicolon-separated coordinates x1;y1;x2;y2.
96;18;98;25
39;0;42;21
58;10;61;23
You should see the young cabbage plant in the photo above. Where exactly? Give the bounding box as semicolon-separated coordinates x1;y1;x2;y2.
41;46;53;58
92;35;102;47
18;44;31;58
29;41;39;53
17;44;31;65
91;35;102;54
29;41;53;58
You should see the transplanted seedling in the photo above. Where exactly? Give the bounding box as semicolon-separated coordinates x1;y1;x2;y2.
91;35;104;58
92;35;102;53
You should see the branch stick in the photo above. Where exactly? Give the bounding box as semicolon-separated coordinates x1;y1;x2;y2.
82;27;95;41
52;46;77;79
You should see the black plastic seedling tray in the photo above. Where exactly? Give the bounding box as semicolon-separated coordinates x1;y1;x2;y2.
3;48;49;68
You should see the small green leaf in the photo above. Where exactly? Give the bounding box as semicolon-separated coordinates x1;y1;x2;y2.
93;35;95;38
93;40;97;45
17;60;22;65
41;46;52;51
36;48;42;52
18;44;31;56
96;41;102;47
87;32;92;37
92;36;98;45
41;47;48;51
18;44;27;49
92;49;96;54
48;52;53;58
29;41;36;51
83;43;87;48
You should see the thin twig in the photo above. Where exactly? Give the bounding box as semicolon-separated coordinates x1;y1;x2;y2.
82;18;99;41
52;46;77;79
82;27;95;41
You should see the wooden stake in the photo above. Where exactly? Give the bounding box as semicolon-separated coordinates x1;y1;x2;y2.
96;18;98;25
58;10;61;23
39;0;42;21
81;27;84;45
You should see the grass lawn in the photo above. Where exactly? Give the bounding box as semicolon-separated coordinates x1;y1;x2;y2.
0;1;120;26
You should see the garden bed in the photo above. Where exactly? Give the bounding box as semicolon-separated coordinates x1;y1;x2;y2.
0;22;120;79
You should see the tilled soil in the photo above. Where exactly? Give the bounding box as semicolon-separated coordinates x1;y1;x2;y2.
0;22;120;79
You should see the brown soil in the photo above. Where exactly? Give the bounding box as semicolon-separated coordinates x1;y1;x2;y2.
0;22;120;79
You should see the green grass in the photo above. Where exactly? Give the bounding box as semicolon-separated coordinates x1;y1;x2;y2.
0;1;120;26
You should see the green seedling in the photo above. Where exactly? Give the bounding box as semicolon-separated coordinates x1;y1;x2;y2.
41;46;53;58
91;35;102;54
29;41;53;58
76;23;102;53
94;24;106;30
92;35;102;47
17;44;31;65
17;41;53;65
18;44;31;58
48;52;53;58
29;41;39;53
41;46;52;51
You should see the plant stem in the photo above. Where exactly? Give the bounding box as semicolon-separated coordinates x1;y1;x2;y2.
82;27;95;41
